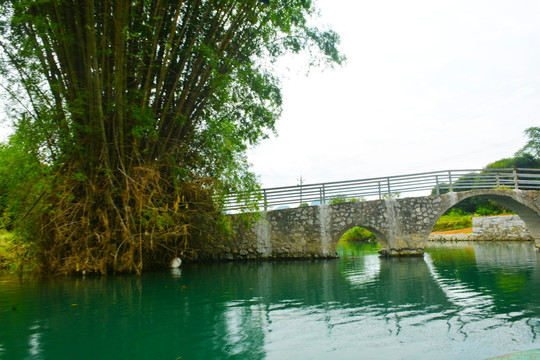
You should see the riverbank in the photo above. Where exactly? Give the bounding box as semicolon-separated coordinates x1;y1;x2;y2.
0;215;534;271
430;227;473;240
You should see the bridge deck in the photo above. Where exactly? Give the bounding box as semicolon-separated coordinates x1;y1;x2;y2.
224;168;540;212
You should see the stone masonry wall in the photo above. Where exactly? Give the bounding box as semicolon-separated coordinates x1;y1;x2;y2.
472;215;533;241
429;215;533;242
206;190;540;261
211;205;336;261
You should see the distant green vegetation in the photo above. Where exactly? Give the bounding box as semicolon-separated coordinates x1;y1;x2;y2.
432;210;472;232
432;205;514;232
340;227;376;242
431;127;540;216
486;127;540;169
329;196;365;205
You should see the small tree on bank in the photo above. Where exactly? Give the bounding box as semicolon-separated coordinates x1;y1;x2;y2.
0;0;344;274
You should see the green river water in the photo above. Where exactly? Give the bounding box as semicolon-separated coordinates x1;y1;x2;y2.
1;241;540;359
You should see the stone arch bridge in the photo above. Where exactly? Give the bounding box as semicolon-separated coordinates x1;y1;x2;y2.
220;169;540;259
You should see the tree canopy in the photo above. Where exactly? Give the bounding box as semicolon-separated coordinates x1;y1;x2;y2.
0;0;344;274
434;127;540;216
487;127;540;169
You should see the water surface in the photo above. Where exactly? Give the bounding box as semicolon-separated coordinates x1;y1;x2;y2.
1;241;540;359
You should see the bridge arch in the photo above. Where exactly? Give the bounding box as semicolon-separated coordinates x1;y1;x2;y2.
429;190;540;245
333;223;389;250
225;189;540;260
325;200;395;256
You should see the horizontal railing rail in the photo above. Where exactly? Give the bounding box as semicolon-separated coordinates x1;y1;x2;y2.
223;168;540;212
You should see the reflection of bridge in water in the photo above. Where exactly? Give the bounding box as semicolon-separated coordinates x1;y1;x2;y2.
225;169;540;258
210;245;540;359
3;244;539;359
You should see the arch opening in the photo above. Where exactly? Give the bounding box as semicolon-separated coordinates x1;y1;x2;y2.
484;194;540;242
336;225;385;256
429;192;540;246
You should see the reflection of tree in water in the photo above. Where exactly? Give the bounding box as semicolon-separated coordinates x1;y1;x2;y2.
2;243;540;359
426;241;540;340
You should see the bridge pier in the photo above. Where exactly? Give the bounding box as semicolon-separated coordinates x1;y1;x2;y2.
328;197;438;258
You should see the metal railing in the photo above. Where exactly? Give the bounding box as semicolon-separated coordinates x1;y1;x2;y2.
223;168;540;212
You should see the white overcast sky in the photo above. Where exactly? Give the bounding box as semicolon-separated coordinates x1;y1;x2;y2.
1;1;539;190
248;0;540;188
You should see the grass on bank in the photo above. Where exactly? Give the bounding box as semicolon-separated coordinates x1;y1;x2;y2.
432;211;472;232
341;211;473;242
432;208;513;233
342;209;511;240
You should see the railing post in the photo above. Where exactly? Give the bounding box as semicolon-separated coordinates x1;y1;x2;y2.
263;189;268;211
378;182;382;200
448;170;453;192
322;184;326;204
496;173;500;189
435;175;440;195
513;168;519;190
387;177;391;197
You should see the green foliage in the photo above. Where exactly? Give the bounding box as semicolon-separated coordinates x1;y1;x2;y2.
329;195;346;204
474;203;511;216
485;158;515;169
0;135;50;231
329;196;366;204
429;126;540;217
487;127;540;169
431;173;512;215
517;127;540;160
382;192;400;199
445;208;467;216
0;0;344;273
443;197;510;215
299;203;309;207
432;212;472;232
340;227;376;242
434;205;511;232
486;153;540;169
0;230;37;271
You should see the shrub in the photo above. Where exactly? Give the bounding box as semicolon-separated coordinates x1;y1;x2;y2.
341;226;377;241
382;192;400;199
329;196;346;204
0;230;36;271
474;203;511;216
432;213;472;232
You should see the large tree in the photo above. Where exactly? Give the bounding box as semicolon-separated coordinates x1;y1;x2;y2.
0;0;343;274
